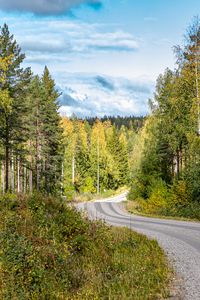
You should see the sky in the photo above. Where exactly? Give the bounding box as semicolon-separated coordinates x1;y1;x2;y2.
0;0;200;117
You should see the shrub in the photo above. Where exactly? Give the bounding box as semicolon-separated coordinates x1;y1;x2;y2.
0;193;170;299
169;180;190;208
140;179;169;214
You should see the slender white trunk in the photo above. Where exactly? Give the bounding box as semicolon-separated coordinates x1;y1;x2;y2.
11;154;14;193
17;158;20;193
24;166;26;193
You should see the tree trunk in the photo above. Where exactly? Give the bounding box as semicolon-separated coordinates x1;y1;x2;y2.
1;161;5;194
17;158;20;193
5;144;9;192
176;150;180;179
24;165;26;193
29;169;33;193
11;154;15;193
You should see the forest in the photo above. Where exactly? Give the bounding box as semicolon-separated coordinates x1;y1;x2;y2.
1;17;200;221
61;116;141;199
0;24;63;195
0;23;142;198
128;17;200;220
1;15;200;299
0;24;170;299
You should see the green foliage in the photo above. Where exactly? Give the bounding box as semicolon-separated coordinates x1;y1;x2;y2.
184;161;200;203
0;24;63;194
62;118;132;197
129;178;169;215
0;193;170;299
128;178;200;220
128;18;200;220
82;177;96;193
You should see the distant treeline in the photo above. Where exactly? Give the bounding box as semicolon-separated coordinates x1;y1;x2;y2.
85;116;145;131
62;117;137;198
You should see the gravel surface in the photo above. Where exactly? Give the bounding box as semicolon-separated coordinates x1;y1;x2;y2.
77;194;200;300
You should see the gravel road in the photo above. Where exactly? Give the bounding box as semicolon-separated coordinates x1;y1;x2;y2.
77;192;200;300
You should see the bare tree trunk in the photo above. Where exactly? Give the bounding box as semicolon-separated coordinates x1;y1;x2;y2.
180;146;183;174
17;158;20;193
29;169;33;194
11;154;15;193
176;150;180;179
172;155;175;178
24;165;27;194
5;145;9;192
1;161;5;194
19;159;23;193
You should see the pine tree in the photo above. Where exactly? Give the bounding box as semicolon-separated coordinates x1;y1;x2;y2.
0;24;31;192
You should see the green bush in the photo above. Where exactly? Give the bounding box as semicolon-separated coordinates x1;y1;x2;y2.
0;193;170;299
142;179;169;214
64;183;76;201
184;162;200;203
128;177;200;220
82;177;96;194
128;174;152;201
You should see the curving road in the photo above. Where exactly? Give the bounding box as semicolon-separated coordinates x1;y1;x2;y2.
77;192;200;300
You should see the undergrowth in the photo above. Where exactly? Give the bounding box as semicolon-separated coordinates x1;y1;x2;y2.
74;186;128;203
128;178;200;221
0;193;170;299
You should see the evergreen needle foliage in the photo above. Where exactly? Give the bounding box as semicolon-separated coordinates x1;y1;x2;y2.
0;24;63;194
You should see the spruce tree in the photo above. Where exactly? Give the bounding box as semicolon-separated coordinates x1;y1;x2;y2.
41;66;63;193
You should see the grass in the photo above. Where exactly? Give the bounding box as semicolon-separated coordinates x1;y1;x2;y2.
126;200;200;222
0;193;171;299
74;186;128;203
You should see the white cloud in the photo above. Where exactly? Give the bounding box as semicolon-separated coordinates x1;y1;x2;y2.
58;73;154;117
4;18;139;63
0;15;153;117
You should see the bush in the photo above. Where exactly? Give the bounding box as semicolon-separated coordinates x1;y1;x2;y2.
64;183;76;200
128;176;200;220
128;174;153;201
169;180;190;208
184;162;200;203
0;193;170;299
82;177;96;194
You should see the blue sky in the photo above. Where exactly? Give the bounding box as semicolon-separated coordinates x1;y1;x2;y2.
0;0;200;117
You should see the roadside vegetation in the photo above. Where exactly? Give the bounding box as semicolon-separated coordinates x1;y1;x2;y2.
0;193;170;299
72;186;128;202
128;17;200;221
